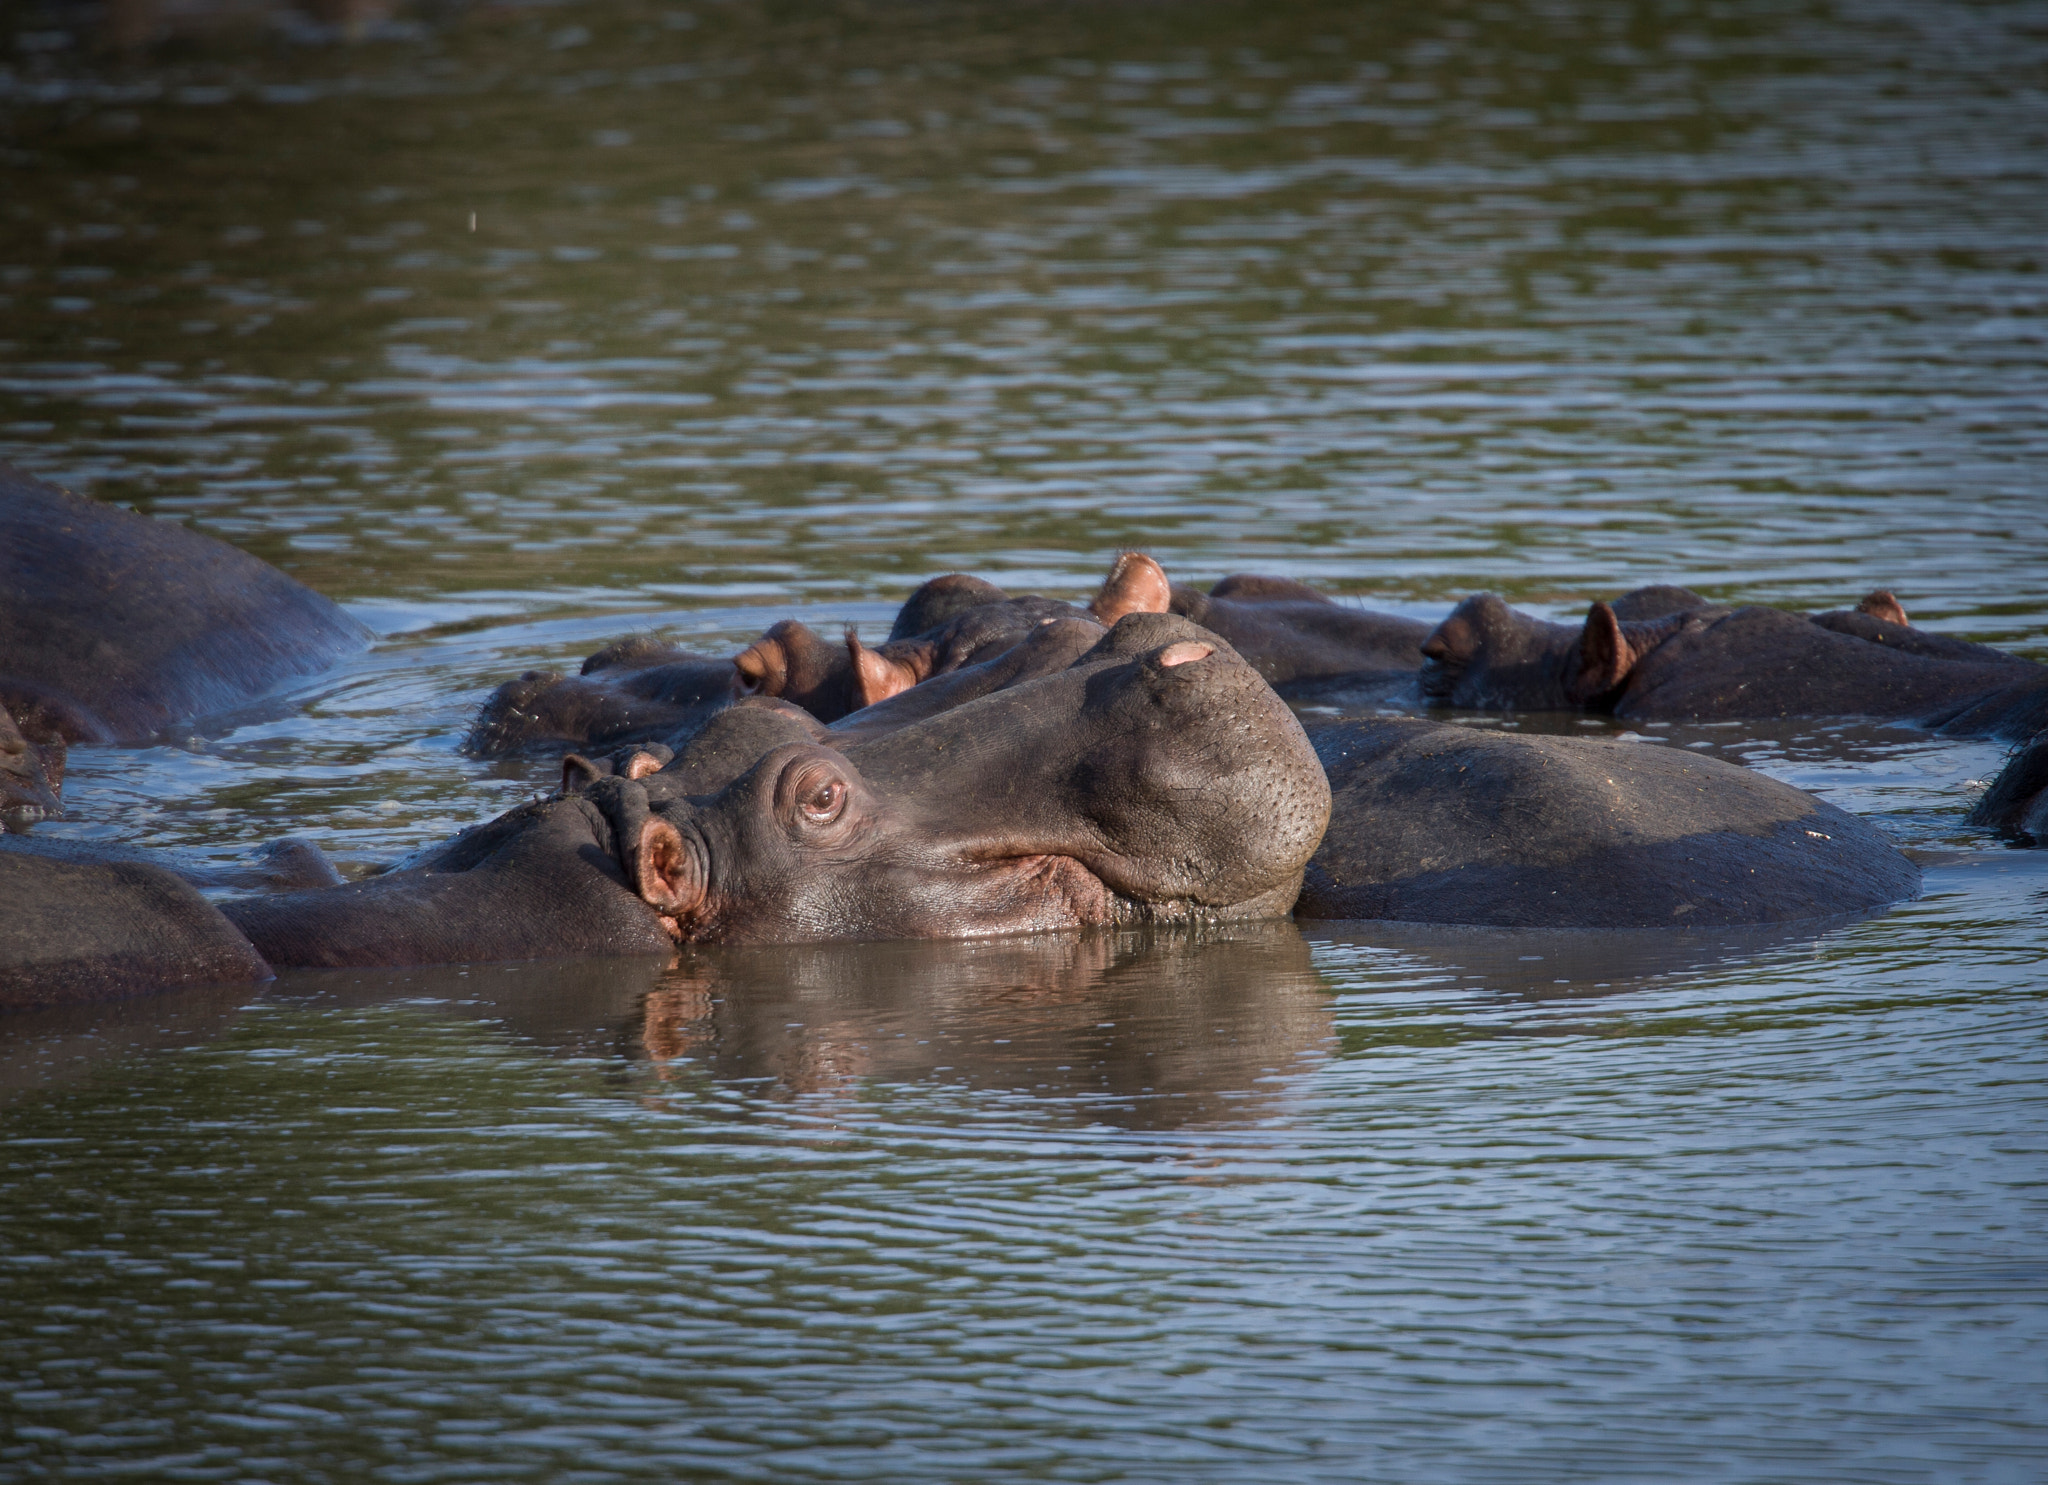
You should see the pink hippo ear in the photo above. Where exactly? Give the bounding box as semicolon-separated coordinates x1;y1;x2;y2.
845;631;924;710
1566;601;1634;704
633;816;705;918
622;750;666;781
1088;552;1173;626
1857;589;1910;627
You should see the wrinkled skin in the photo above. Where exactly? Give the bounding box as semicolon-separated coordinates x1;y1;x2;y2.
229;615;1329;966
1421;588;2048;737
463;553;1172;757
1;853;272;1010
1969;733;2048;844
1170;574;1433;696
1;703;64;834
1296;719;1921;928
0;463;369;748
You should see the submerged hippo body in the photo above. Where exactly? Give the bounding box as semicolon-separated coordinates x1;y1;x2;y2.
232;614;1331;966
1;852;272;1010
1422;588;2047;738
0;463;370;748
1296;719;1920;929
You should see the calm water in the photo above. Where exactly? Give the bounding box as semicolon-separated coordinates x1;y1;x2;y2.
3;1;2047;1479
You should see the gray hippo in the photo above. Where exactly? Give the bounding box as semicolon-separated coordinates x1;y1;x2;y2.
1;463;370;751
224;613;1332;966
1295;719;1920;928
463;552;1174;757
1;852;271;1010
1420;587;2047;738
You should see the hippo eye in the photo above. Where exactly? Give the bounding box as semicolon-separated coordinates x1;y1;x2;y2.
1421;637;1451;663
798;777;846;826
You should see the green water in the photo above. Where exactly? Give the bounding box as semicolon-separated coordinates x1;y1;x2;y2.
3;1;2046;1479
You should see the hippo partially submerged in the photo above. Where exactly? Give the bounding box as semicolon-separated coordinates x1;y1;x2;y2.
1295;720;1920;928
1421;588;2047;737
226;614;1332;966
463;553;1175;757
0;463;370;750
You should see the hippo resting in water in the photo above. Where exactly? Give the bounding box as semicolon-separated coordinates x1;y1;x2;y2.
225;613;1334;966
0;851;271;1010
1421;586;2048;738
465;555;1440;758
463;553;1176;757
1295;720;1920;928
0;463;370;754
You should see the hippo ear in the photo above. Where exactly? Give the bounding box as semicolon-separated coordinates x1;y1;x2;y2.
1566;601;1633;704
1857;589;1909;627
633;817;705;917
561;753;607;795
1089;552;1172;626
622;750;666;781
845;631;922;710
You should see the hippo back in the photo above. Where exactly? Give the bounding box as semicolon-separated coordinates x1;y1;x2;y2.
1298;718;1920;928
0;464;369;742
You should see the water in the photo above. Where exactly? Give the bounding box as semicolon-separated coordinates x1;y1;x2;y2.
3;1;2047;1478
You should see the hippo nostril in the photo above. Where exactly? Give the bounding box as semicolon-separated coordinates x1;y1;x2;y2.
1157;642;1214;669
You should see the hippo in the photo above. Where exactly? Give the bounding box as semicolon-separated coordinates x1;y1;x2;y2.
1420;587;2047;737
0;463;370;749
0;851;272;1010
225;613;1332;966
1295;718;1920;928
463;553;1174;757
1968;733;2048;844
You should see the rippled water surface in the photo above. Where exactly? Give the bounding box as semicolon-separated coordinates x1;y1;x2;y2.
4;1;2047;1479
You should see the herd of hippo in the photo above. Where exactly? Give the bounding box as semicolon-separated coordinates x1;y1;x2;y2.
4;461;2045;1008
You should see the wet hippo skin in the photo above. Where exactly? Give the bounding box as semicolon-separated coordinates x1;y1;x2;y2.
0;463;370;746
1421;588;2046;737
1;853;273;1010
1295;719;1921;929
230;614;1332;965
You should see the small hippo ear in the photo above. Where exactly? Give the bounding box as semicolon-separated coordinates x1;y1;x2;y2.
1857;589;1909;627
845;631;921;710
1567;601;1632;704
561;753;607;795
633;817;705;917
1089;552;1173;626
621;750;666;781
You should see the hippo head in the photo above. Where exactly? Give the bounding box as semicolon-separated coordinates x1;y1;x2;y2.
1420;594;1694;712
619;613;1329;945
